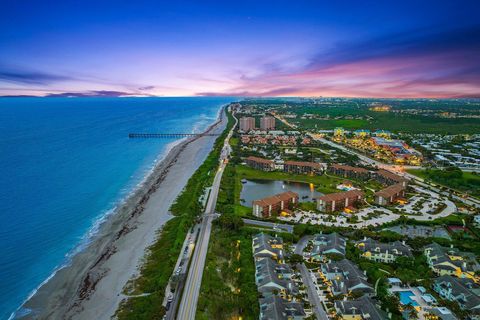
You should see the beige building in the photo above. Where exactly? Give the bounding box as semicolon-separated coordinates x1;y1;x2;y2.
260;116;275;130
239;117;255;132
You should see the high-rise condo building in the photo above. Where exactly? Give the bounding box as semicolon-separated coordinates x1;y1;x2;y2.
260;116;275;130
239;117;256;132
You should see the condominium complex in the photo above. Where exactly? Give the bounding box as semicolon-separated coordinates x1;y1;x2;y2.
239;117;256;132
283;160;325;175
374;169;408;187
356;238;413;263
246;156;275;171
316;189;364;213
328;164;370;180
260;116;276;130
252;191;299;218
374;183;406;205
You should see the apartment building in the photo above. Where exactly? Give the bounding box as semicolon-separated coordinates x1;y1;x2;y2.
329;164;370;180
283;161;326;175
374;183;406;205
424;243;480;281
246;156;275;171
316;190;364;213
239;116;256;132
356;238;413;263
260;116;276;130
253;191;298;218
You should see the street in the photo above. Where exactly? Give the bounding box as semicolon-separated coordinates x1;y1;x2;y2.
176;111;237;320
298;263;329;320
242;218;294;233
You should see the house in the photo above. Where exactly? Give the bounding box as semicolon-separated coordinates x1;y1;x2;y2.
433;275;480;314
316;190;364;213
252;233;284;261
424;243;480;281
259;295;305;320
256;258;293;281
253;191;299;218
474;215;480;226
374;183;406;205
356;238;413;263
427;307;458;320
329;164;370;180
255;258;297;298
246;156;275;171
283;160;325;175
374;169;409;187
310;233;346;260
320;259;374;296
334;296;388;320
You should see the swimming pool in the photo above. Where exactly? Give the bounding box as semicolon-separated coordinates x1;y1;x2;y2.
399;291;419;306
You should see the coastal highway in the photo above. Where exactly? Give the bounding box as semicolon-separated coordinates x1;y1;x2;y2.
177;111;237;320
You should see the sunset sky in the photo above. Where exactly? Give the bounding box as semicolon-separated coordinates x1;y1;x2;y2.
1;0;479;98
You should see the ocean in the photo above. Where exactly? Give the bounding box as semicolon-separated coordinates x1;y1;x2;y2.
0;97;234;319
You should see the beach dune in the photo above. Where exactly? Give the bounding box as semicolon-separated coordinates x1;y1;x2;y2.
20;108;227;319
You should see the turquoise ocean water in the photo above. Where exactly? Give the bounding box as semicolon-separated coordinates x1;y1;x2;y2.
0;97;234;319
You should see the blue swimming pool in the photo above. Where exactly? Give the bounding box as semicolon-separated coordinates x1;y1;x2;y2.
399;291;419;306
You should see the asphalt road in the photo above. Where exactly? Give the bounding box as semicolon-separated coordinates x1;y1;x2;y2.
294;235;312;255
242;218;294;233
298;263;329;320
176;111;237;320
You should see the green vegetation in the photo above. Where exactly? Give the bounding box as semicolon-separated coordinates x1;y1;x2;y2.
196;131;261;319
245;99;480;134
408;167;480;198
196;222;259;319
115;108;234;320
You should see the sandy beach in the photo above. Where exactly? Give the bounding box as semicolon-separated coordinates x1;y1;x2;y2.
20;107;227;320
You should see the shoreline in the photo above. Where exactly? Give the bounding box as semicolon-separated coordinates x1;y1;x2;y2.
17;106;228;319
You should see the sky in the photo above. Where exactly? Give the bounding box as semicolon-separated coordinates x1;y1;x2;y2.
1;0;479;98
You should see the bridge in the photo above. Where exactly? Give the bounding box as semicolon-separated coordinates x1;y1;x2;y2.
128;133;220;138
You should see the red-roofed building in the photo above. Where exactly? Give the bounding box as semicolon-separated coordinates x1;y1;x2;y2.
284;161;325;175
316;190;364;213
246;156;275;171
374;183;406;205
328;164;370;180
375;169;408;187
253;191;299;218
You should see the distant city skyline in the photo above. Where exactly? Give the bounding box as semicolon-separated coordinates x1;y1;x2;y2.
1;0;479;98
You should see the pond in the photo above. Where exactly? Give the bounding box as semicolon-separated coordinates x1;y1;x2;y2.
240;179;323;207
